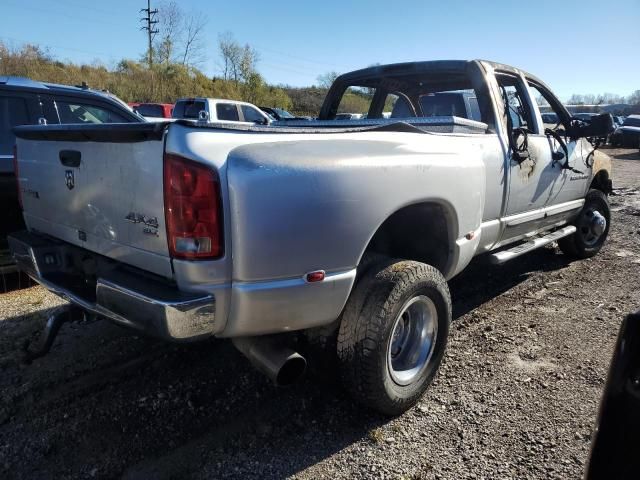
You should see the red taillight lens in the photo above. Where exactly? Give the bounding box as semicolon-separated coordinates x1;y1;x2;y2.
163;153;223;259
13;144;22;210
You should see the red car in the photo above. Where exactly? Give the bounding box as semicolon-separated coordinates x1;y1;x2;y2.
128;102;174;119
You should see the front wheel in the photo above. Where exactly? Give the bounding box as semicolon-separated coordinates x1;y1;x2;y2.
337;259;451;415
558;189;610;259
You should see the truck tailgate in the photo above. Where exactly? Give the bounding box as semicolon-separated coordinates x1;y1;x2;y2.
14;123;173;278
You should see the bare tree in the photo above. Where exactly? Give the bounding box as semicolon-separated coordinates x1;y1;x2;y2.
154;1;183;66
317;71;340;89
181;12;207;68
627;90;640;105
218;32;242;81
567;94;585;105
535;95;549;107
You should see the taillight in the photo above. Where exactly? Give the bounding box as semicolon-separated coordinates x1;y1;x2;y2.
163;153;223;259
13;144;22;210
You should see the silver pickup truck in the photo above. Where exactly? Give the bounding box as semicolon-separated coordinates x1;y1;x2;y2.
10;60;613;415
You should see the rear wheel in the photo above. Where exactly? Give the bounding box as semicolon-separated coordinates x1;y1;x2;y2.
558;189;610;258
337;259;451;415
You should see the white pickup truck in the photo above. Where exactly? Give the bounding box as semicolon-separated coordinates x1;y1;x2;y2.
172;97;271;125
10;60;613;415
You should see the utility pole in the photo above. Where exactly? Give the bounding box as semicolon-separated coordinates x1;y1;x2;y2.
140;0;158;68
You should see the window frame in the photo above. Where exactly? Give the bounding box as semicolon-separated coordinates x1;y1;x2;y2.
0;92;39;156
494;72;538;134
216;102;241;122
240;104;267;124
525;77;572;132
54;99;129;124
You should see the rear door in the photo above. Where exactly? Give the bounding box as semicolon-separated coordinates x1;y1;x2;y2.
496;72;556;239
16;123;173;278
215;102;245;124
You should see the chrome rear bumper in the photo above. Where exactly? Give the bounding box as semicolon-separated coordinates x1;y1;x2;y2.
8;231;215;341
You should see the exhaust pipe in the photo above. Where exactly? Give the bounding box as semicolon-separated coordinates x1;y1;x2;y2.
232;336;307;386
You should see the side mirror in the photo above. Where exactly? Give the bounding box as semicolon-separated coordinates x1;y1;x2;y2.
579;113;614;138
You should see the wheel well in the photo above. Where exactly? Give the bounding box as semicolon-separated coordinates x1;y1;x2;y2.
361;203;451;274
591;169;612;194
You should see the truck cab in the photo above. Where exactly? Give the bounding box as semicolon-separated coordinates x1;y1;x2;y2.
172;98;271;125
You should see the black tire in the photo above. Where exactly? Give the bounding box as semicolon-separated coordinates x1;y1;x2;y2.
337;259;451;415
558;189;610;259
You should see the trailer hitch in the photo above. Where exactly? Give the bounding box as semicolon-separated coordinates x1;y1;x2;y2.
22;305;86;364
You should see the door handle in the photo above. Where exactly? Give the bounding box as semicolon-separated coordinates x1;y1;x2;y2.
59;150;81;167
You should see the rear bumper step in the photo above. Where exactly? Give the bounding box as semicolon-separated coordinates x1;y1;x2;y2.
8;231;215;341
490;226;576;265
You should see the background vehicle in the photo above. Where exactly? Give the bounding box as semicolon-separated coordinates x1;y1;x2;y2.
574;112;599;122
541;112;559;125
10;60;613;415
610;114;640;147
0;76;142;268
130;102;174;120
172;98;271;125
334;112;363;120
259;106;311;121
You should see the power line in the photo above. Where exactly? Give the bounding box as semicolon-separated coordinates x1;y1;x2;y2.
140;0;158;68
3;0;124;29
258;46;350;71
0;35;114;58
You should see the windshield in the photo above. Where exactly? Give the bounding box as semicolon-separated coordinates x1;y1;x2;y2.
623;117;640;127
273;108;294;119
136;104;164;117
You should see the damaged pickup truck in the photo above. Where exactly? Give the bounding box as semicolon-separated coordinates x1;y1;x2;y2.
10;60;613;415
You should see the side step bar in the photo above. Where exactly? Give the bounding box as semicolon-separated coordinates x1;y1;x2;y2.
490;225;576;265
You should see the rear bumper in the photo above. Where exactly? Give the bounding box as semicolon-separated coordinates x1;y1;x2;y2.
8;231;215;341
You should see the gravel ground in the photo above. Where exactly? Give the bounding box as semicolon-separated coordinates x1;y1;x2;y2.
1;148;639;480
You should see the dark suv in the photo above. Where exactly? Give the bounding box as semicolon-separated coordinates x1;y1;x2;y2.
0;76;142;262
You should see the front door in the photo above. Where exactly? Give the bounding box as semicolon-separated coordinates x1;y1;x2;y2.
496;73;559;241
525;80;591;214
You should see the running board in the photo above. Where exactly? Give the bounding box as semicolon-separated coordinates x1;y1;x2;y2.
490;226;576;265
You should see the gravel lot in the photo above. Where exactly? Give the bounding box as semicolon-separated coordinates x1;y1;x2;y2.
1;148;639;480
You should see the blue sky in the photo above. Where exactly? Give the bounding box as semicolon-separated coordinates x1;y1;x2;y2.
2;0;639;100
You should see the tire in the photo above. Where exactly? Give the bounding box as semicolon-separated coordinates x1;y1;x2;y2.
337;259;451;415
558;189;610;259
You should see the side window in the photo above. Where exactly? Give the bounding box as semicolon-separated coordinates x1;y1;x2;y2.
527;82;567;132
56;101;128;124
388;93;415;118
40;98;60;124
136;104;164;118
241;105;266;123
0;96;30;155
336;86;375;118
496;75;534;131
216;103;240;122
